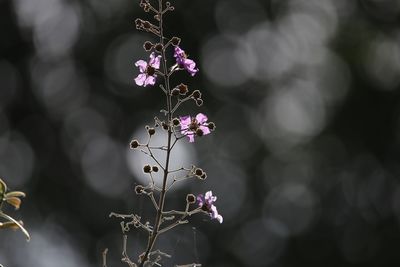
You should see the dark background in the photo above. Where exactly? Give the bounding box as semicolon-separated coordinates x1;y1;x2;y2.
1;0;400;266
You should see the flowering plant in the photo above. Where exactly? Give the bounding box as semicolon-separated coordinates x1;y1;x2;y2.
104;1;221;266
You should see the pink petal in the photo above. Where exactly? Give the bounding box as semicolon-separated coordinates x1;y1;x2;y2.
149;53;161;69
135;60;147;73
134;74;147;86
174;46;184;58
144;75;156;86
205;191;215;201
188;133;195;143
199;125;210;135
179;115;191;129
196;113;208;124
197;194;204;206
216;215;223;223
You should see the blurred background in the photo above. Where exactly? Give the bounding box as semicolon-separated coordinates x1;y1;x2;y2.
1;0;400;266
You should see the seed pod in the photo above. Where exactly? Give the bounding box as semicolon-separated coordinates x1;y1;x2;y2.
207;122;216;131
186;194;196;204
172;118;180;126
143;41;153;51
192;90;201;99
195;168;203;176
195;99;203;106
162;122;169;130
155;43;163;52
148;127;155;136
171;37;181;46
152;166;159;172
143;165;152;173
178;83;188;95
135;185;144;194
130;140;140;149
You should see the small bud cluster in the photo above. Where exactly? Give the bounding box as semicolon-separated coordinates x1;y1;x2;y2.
143;165;159;173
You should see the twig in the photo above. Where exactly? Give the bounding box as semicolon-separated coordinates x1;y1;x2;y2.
102;248;108;267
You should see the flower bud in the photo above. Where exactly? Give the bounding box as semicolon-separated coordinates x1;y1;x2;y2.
130;140;139;149
135;185;144;194
143;165;152;173
147;127;155;136
192;90;201;99
207;122;216;131
178;83;188;95
195;168;203;176
152;166;159;172
143;41;153;51
171;37;181;46
155;43;163;52
196;128;204;137
162;122;169;130
186;194;196;204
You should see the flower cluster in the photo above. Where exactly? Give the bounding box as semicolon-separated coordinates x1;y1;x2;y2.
179;113;211;143
197;191;223;223
134;52;161;87
134;46;198;87
174;46;199;76
108;1;222;266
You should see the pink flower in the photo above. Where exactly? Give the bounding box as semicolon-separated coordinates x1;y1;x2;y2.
197;191;223;223
134;52;161;87
174;46;199;76
179;113;210;142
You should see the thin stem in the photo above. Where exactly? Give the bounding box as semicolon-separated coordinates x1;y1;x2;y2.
121;235;137;267
138;1;173;265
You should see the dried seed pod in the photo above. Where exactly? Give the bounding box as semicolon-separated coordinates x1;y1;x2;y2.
152;166;159;172
155;43;163;52
135;185;144;194
130;140;140;149
177;83;188;95
171;37;181;46
195;168;203;176
148;127;156;136
208;122;216;131
172;118;180;126
192;90;201;99
186;194;196;204
143;41;153;51
143;165;152;173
